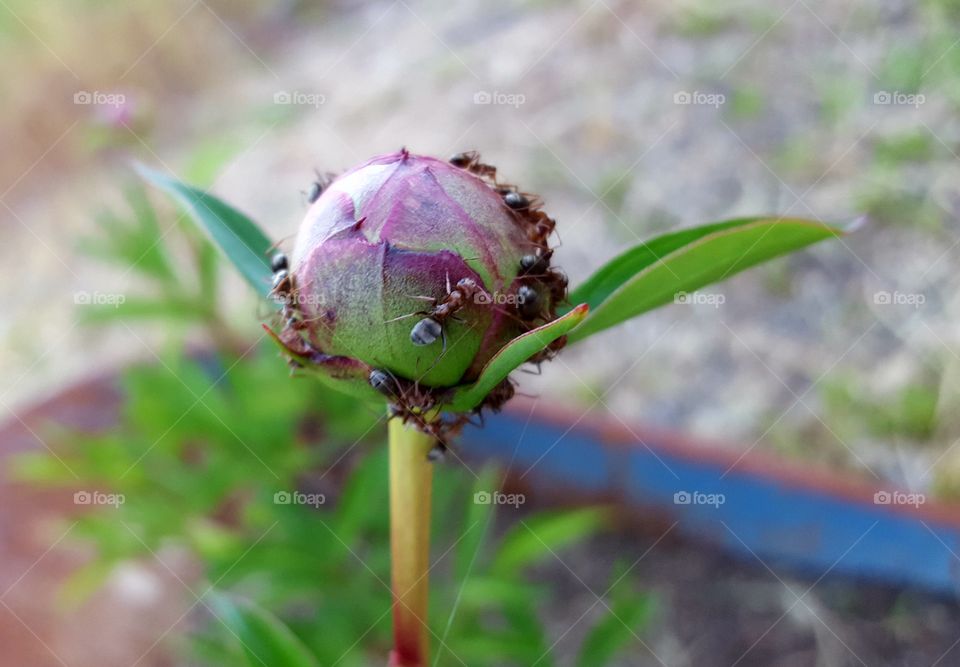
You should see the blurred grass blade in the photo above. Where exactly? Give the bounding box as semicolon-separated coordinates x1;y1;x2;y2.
445;304;589;412
136;164;275;298
492;507;604;575
209;592;318;667
575;594;654;667
454;467;500;582
566;217;843;343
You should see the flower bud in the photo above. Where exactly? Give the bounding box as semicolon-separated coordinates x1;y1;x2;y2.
271;149;566;419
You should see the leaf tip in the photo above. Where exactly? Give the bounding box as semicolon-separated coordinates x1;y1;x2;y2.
569;303;589;319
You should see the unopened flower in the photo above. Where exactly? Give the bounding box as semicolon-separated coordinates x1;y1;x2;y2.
268;149;567;428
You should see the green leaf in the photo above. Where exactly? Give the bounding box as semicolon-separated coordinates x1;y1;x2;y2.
208;591;318;667
80;186;176;284
576;594;654;667
566;217;843;343
492;508;604;575
78;297;208;324
454;467;499;583
444;304;589;412
135;164;275;299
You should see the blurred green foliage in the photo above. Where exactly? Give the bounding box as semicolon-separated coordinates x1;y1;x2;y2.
821;375;941;443
15;182;654;666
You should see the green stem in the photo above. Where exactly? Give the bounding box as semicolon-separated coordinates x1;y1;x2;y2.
388;417;434;667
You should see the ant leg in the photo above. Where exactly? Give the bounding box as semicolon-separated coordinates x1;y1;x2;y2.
385;312;418;324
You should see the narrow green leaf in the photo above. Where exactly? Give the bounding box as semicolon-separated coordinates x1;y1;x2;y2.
576;594;654;667
454;467;499;583
567;218;762;311
208;591;318;667
78;297;207;324
492;508;604;575
444;304;589;412
566;217;843;343
135;164;275;298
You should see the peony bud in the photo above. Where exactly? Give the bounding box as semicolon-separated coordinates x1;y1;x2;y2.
269;149;566;426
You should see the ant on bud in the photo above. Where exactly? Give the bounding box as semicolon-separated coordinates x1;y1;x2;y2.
388;275;488;353
520;249;553;276
410;318;443;347
504;191;529;210
517;284;542;320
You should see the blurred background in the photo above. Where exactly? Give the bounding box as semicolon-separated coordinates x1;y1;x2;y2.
2;0;960;665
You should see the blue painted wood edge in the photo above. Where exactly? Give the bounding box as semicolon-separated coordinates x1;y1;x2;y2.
458;406;960;597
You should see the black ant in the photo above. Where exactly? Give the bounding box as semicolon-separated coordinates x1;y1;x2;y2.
270;252;292;300
270;251;308;331
303;171;335;205
514;249;568;320
426;442;447;462
449;151;497;181
388;275;488;352
517;284;542;321
520;249;553;276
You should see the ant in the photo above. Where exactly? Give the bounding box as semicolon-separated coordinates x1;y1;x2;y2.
520;249;553;276
513;250;568;320
303;171;336;205
449;151;498;181
270;252;292;301
388;275;488;352
269;251;308;331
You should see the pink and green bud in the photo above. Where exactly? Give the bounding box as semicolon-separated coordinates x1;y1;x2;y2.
271;149;566;419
